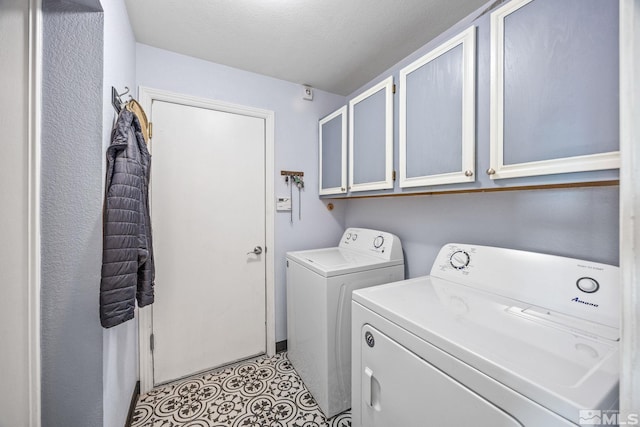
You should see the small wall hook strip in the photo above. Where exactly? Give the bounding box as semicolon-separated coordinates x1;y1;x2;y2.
280;170;304;177
111;86;131;113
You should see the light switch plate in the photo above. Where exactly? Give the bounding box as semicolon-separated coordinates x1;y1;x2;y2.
276;197;292;211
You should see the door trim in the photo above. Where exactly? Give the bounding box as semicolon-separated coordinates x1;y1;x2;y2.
28;0;42;425
137;86;276;393
620;0;640;416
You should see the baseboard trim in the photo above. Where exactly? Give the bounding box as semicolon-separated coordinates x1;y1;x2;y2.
276;340;287;353
125;381;140;427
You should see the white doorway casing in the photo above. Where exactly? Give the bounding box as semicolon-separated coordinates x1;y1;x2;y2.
0;0;42;425
28;2;42;424
620;0;640;416
138;86;276;393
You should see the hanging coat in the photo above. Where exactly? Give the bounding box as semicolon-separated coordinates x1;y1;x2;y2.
100;109;154;328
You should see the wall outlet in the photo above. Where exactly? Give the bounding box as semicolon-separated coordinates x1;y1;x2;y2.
276;197;292;211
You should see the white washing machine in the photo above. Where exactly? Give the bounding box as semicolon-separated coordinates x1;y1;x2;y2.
352;243;620;427
286;228;404;418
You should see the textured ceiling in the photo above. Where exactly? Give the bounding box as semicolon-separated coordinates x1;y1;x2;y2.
124;0;490;96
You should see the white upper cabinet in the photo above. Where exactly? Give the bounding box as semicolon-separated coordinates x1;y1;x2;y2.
489;0;620;180
399;27;476;188
349;76;394;192
319;106;347;195
319;0;619;199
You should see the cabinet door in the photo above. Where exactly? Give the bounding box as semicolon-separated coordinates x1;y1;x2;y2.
489;0;620;180
399;27;476;188
319;106;347;195
349;77;394;192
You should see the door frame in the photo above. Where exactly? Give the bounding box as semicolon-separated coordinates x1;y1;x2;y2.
620;0;640;416
29;1;42;424
137;86;276;393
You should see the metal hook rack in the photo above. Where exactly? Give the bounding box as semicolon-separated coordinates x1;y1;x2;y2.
111;86;132;113
281;171;305;222
280;170;304;177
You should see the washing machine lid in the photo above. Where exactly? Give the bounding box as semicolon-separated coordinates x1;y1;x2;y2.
286;247;403;277
353;277;619;426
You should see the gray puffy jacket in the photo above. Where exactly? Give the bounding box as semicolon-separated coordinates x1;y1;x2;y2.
100;109;154;328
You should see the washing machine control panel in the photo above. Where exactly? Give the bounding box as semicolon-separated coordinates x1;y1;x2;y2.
449;250;470;270
340;228;403;261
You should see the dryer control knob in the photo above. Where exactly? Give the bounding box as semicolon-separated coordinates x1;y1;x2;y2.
450;250;470;270
373;235;384;248
576;277;599;293
365;331;375;348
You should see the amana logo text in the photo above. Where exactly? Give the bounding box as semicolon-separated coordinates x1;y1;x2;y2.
571;297;599;308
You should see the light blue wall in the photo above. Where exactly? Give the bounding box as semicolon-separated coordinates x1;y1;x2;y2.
136;44;347;341
41;1;104;425
342;0;619;271
345;187;619;279
101;0;139;426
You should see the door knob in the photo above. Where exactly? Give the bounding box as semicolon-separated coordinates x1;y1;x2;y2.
247;246;263;255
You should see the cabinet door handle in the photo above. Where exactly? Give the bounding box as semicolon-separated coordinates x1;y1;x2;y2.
464;170;473;177
486;168;496;175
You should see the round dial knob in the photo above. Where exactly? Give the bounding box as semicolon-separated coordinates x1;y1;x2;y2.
450;250;470;270
373;235;384;248
576;277;599;293
345;233;351;240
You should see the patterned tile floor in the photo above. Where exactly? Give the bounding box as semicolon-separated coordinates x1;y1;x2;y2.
132;352;351;427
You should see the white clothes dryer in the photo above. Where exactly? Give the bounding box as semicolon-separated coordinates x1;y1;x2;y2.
352;243;619;427
286;228;404;418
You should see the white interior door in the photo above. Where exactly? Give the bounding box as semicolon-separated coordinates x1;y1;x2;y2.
150;99;267;385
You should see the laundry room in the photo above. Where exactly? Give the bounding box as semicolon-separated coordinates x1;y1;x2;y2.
2;0;637;426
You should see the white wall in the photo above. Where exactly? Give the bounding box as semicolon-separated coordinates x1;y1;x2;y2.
136;44;347;341
0;0;32;424
101;0;139;426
